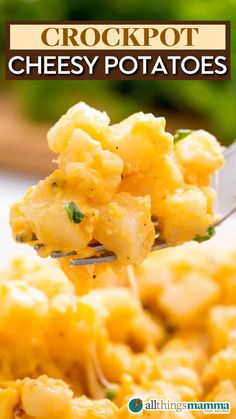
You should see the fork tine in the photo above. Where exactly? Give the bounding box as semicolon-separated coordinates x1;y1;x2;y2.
51;250;77;258
213;207;236;227
213;140;236;217
70;241;167;266
88;242;106;251
224;140;236;157
70;237;167;266
71;252;117;265
50;243;106;258
48;218;162;265
69;219;162;265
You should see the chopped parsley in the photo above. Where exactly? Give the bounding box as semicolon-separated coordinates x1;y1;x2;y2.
194;226;216;243
173;129;193;144
63;201;85;224
105;387;117;401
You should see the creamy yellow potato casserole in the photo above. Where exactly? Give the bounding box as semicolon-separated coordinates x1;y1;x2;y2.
0;245;236;418
10;102;224;264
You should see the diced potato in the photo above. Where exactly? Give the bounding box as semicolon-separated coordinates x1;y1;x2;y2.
10;172;98;257
105;112;173;175
45;294;96;360
175;130;224;185
213;252;236;304
80;288;139;342
155;186;214;244
127;310;166;351
121;156;184;213
203;347;236;387
159;335;208;374
0;280;48;339
71;396;118;419
160;366;202;398
98;341;156;384
58;129;123;203
9;257;74;298
21;376;73;418
208;306;236;352
0;388;19;419
98;342;137;384
135;244;216;311
159;272;219;327
94;192;155;264
48;101;110;153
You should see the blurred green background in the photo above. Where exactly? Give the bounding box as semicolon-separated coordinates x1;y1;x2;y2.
0;0;235;165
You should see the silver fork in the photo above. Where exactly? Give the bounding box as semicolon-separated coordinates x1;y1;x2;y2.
51;142;236;266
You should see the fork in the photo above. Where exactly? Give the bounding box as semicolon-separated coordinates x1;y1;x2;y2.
51;142;236;266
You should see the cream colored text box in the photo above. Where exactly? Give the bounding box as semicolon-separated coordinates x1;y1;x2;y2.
10;24;226;50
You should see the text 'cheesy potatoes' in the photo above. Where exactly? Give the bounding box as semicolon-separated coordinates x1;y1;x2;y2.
10;102;224;264
1;244;236;418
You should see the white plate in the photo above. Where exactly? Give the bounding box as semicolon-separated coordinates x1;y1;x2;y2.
1;171;40;268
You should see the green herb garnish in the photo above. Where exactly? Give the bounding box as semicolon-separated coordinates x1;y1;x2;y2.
194;226;216;243
105;387;117;401
173;129;193;144
64;201;85;224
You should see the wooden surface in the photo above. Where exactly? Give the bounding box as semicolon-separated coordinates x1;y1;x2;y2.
0;93;54;176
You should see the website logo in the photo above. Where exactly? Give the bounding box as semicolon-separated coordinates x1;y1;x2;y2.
128;397;143;414
127;398;230;415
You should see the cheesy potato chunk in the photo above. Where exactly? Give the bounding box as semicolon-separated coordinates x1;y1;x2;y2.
175;129;224;185
10;102;223;264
